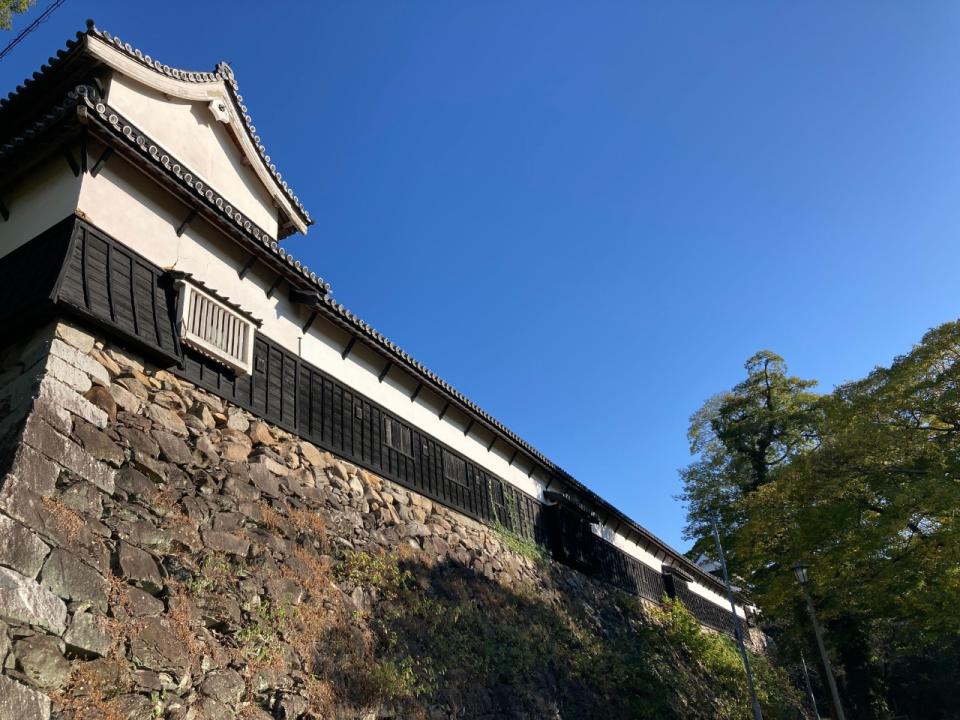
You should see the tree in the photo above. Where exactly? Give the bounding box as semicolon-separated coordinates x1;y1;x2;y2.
679;350;820;565
682;325;960;719
0;0;33;30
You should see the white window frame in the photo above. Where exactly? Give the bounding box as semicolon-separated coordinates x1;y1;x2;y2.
175;277;256;375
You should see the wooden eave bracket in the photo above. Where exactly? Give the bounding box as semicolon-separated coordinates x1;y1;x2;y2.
290;286;322;305
89;146;113;177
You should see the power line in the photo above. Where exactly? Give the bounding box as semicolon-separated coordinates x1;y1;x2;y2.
0;0;69;63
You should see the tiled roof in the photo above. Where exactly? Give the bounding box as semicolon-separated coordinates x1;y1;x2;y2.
0;20;312;231
0;84;332;298
0;54;731;598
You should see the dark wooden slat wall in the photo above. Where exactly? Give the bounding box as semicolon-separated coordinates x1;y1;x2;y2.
56;220;180;363
39;218;739;634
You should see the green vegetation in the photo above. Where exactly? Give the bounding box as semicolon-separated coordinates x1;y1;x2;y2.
491;521;550;564
326;549;803;719
681;323;960;718
0;0;31;30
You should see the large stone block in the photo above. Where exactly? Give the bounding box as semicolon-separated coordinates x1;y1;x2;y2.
0;566;67;634
54;323;96;354
0;674;50;720
116;541;162;595
73;421;124;467
40;549;110;613
64;611;112;658
129;617;190;673
21;417;114;494
48;338;110;387
38;376;108;429
14;634;70;690
0;513;51;579
44;354;91;393
5;444;59;498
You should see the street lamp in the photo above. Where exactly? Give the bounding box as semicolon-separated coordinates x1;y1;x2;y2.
792;563;846;720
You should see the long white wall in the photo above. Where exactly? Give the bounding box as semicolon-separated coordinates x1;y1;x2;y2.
73;156;742;616
53;67;745;615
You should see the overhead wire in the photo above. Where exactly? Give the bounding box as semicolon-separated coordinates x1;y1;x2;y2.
0;0;69;63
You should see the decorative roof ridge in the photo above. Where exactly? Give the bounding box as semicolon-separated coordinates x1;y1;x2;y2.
0;20;312;229
0;83;87;158
77;91;331;296
0;83;726;595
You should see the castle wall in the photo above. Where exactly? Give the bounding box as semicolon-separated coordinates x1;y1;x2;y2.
0;316;764;719
69;152;743;607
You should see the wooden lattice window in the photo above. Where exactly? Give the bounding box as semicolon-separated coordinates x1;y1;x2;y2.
175;278;255;375
383;416;412;456
442;448;468;486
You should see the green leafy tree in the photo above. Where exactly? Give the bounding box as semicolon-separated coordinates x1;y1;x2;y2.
680;350;820;565
0;0;32;30
682;325;960;719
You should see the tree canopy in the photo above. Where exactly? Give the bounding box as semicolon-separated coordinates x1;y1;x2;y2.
681;324;960;718
0;0;32;30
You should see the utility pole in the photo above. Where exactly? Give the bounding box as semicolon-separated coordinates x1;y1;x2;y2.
793;564;846;720
800;651;821;720
711;514;763;720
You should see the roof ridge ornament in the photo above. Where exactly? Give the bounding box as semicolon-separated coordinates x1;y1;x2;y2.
1;20;312;232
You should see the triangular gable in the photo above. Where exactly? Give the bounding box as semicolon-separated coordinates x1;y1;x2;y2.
84;24;311;238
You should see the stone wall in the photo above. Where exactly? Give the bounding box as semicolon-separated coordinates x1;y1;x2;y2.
0;318;782;720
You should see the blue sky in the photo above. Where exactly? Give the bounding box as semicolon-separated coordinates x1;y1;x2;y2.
4;2;959;550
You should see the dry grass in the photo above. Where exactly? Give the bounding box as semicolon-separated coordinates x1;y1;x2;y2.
257;502;286;535
167;589;205;665
53;659;131;720
41;494;85;542
289;508;328;547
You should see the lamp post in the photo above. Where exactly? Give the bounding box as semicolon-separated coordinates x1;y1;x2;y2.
792;563;845;720
711;515;763;720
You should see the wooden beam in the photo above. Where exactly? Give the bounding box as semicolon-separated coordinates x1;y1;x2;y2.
486;435;497;452
62;147;80;177
528;464;537;478
79;132;88;174
410;383;423;403
438;401;451;421
463;419;475;437
175;209;197;237
378;360;392;383
301;311;318;334
266;275;284;298
90;147;113;177
238;254;258;279
508;449;519;466
341;336;357;360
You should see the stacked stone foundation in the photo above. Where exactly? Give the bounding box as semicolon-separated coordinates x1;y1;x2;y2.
0;318;768;719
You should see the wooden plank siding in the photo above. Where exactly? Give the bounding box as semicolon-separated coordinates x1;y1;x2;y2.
33;217;738;634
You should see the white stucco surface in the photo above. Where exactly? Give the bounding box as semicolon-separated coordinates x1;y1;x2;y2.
68;122;743;616
0;158;81;259
105;74;280;237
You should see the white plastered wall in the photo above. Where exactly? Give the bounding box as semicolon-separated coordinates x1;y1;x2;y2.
73;146;742;616
0;157;81;259
105;73;280;237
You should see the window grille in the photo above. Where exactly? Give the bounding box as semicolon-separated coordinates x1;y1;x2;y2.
383;416;412;456
175;278;255;375
442;448;468;486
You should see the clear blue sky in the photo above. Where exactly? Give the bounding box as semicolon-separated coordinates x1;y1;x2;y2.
4;2;960;551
